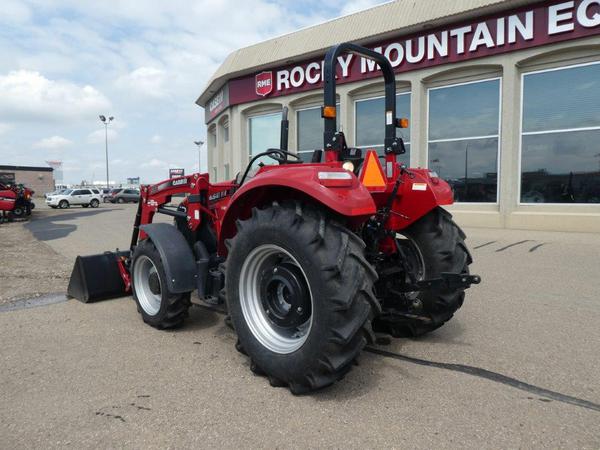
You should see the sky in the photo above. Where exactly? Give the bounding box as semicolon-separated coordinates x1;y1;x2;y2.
0;0;387;185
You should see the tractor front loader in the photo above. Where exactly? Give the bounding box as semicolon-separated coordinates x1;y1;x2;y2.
68;42;480;394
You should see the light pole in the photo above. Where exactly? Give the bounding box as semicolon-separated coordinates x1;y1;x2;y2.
194;140;204;173
99;115;114;188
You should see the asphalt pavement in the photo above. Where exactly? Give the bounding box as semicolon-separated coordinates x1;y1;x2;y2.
1;204;599;448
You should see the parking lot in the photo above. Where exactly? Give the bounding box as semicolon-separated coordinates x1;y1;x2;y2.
1;204;599;449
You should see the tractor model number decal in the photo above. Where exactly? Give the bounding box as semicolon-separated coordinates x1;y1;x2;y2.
208;190;230;202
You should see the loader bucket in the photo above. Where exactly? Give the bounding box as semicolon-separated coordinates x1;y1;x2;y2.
67;251;130;303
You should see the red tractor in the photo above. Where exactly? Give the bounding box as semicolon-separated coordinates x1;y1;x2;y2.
69;43;479;394
0;182;34;222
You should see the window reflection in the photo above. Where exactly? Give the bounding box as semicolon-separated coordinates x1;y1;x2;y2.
429;80;500;140
429;138;498;202
428;79;500;202
249;112;281;166
297;105;339;161
523;64;600;133
521;63;600;204
355;93;411;165
521;130;600;203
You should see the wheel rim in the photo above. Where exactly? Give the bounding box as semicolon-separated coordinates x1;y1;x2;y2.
396;234;426;300
239;244;313;354
133;255;162;316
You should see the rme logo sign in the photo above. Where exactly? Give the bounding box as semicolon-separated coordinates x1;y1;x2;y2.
255;71;273;96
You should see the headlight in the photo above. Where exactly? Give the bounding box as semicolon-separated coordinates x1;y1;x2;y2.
342;161;355;172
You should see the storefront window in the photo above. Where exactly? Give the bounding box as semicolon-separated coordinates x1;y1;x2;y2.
355;93;411;165
248;112;281;166
521;63;600;204
297;105;339;162
222;122;229;143
208;125;217;148
428;79;500;203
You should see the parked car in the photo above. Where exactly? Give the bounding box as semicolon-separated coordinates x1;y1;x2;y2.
108;188;140;204
100;188;112;202
44;189;67;199
45;188;102;209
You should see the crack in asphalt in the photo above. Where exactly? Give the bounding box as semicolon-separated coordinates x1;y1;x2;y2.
365;346;600;413
473;240;496;249
495;240;531;252
529;243;546;252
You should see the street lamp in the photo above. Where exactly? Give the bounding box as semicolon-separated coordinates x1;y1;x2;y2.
99;115;114;188
194;140;204;173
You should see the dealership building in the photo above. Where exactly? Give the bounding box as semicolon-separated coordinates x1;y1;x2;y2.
197;0;600;232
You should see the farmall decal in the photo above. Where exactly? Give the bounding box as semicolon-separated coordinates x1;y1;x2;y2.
255;71;274;96
226;0;600;106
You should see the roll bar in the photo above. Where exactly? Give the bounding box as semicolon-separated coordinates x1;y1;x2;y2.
322;42;405;155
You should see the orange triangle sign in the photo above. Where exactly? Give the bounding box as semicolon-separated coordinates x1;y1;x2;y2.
359;150;387;190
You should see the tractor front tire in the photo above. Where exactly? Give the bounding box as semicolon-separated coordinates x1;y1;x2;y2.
131;239;191;329
226;202;379;394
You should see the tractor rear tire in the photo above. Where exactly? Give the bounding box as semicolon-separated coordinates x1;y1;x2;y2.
226;202;379;394
11;206;25;218
376;207;471;337
131;239;191;329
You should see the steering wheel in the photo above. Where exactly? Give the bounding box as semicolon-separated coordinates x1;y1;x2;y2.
265;149;302;164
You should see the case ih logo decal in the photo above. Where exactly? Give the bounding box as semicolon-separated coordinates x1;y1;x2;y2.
208;189;232;202
255;71;273;96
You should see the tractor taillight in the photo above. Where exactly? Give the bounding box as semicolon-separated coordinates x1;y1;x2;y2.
397;118;409;128
321;106;336;119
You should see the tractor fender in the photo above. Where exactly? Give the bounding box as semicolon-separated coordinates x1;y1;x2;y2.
218;165;376;254
139;223;197;293
392;169;454;229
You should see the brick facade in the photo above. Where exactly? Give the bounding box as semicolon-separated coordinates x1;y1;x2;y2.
0;166;54;197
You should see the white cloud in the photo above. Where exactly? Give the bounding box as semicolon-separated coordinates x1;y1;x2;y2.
0;123;12;135
0;0;376;183
0;70;111;123
142;158;168;169
150;134;162;144
116;66;169;99
33;135;73;149
0;0;31;24
87;128;118;144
